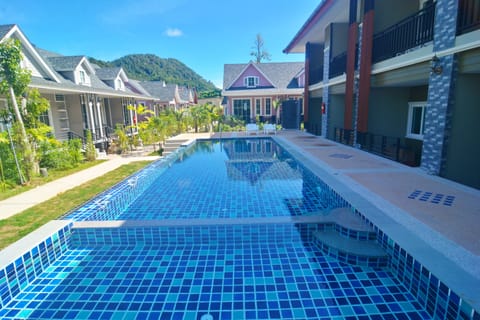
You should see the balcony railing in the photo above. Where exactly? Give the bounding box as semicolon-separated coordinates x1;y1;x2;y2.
329;52;347;78
334;127;419;166
372;2;435;63
309;66;324;85
457;0;480;34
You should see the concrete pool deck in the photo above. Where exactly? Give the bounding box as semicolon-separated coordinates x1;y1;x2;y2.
1;130;479;311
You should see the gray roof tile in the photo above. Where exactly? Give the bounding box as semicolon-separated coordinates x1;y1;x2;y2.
0;24;15;39
223;62;304;90
95;67;123;81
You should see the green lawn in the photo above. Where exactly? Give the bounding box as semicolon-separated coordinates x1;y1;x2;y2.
0;161;152;250
0;160;105;201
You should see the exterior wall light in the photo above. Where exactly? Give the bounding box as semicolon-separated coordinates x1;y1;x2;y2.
431;55;443;75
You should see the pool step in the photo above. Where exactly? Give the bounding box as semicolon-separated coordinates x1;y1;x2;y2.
163;139;190;155
313;208;388;267
313;230;388;267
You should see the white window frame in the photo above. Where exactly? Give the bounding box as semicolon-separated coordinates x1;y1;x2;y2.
406;101;427;140
265;98;272;116
244;76;259;88
79;70;86;84
255;99;261;115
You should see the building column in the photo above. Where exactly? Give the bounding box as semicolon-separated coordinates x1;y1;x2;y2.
96;100;104;138
304;42;311;131
344;0;358;131
356;0;374;134
87;99;96;136
421;0;459;175
321;43;331;137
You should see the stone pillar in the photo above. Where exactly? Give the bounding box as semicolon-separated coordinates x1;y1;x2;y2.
321;46;330;137
420;0;459;175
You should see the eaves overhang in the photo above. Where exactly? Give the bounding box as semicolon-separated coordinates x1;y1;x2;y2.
222;88;304;97
284;0;349;54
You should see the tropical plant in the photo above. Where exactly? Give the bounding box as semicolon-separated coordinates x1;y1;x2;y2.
84;130;96;161
0;38;34;182
272;98;283;125
114;124;129;153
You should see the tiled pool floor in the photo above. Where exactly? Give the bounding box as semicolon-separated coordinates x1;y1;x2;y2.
0;224;430;320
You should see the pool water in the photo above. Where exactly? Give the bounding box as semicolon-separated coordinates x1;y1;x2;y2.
66;139;345;221
1;224;430;320
0;138;435;319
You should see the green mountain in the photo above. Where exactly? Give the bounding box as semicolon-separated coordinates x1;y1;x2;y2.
89;54;220;95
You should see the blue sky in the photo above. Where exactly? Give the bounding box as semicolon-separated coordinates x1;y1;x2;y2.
1;0;319;89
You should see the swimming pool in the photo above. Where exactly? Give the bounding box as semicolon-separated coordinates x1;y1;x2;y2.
1;138;478;319
66;139;346;221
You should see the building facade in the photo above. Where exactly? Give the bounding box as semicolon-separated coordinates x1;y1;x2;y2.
222;62;304;124
284;0;480;189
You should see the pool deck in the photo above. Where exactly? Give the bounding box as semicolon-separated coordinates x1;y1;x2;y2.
209;130;480;298
1;130;479;310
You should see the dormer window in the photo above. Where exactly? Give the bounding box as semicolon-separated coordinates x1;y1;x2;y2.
116;78;124;90
244;76;259;88
79;70;86;84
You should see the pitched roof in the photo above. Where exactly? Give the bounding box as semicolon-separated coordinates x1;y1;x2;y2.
0;24;15;39
95;67;123;81
223;62;304;90
140;81;177;101
126;79;152;96
47;56;86;72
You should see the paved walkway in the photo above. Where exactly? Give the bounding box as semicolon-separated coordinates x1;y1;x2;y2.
0;154;160;220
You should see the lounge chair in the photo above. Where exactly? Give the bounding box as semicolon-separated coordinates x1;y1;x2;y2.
263;124;276;135
245;123;259;135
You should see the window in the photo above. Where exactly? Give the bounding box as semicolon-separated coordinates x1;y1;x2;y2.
265;98;271;115
255;99;261;115
233;99;251;122
55;94;65;102
244;76;259;88
117;78;123;90
38;110;51;126
407;102;427;140
79;70;86;84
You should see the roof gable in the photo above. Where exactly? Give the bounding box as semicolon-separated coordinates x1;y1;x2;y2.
223;62;305;91
47;56;95;74
0;24;60;82
226;63;275;89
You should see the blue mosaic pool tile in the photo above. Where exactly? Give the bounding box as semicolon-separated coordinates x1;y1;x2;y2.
2;139;478;319
0;223;72;309
64;139;348;221
1;224;436;319
357;209;479;320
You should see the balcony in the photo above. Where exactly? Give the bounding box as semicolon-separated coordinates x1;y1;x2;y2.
309;66;324;85
372;2;435;64
457;0;480;34
329;52;347;78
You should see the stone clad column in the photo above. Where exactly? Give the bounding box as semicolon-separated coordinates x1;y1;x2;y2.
421;0;459;175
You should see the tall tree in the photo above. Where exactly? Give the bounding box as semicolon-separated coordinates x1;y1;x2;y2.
0;38;34;182
250;33;271;63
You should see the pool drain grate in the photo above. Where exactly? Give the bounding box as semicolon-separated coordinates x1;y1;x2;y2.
408;190;455;206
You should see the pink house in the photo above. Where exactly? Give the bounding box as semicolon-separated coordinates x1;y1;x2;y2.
222;62;304;123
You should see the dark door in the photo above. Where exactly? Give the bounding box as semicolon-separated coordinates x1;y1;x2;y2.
281;100;301;129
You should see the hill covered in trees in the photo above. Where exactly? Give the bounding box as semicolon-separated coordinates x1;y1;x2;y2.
89;54;221;96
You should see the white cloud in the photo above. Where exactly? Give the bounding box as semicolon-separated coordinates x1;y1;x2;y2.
165;28;183;37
